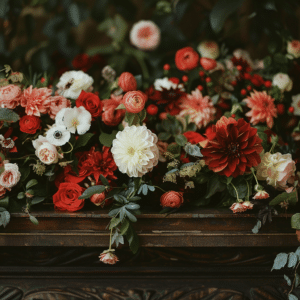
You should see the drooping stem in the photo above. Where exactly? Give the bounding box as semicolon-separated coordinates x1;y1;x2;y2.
109;227;113;251
62;142;74;154
251;168;260;186
230;183;240;202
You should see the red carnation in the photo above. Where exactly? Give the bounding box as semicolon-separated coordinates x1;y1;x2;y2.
201;117;263;177
19;115;41;134
183;131;205;144
76;90;103;119
200;57;217;71
175;47;199;71
118;72;137;92
160;191;184;208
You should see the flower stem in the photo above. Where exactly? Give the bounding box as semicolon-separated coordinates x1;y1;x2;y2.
251;168;259;186
109;227;113;251
153;185;167;193
230;183;240;202
62;142;74;154
288;260;300;296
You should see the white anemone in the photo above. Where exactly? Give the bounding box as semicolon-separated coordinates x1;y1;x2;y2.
46;125;71;146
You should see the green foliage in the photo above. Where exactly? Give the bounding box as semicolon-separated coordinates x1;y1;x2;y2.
272;253;288;271
0;210;10;228
205;175;226;199
99;130;117;147
0;108;20;123
291;213;300;229
78;185;106;199
269;191;298;207
74;133;94;150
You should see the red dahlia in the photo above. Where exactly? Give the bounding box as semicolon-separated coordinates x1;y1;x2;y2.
201;117;263;177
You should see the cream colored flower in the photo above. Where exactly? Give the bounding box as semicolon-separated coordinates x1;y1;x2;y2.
291;94;300;116
272;73;293;92
154;77;184;92
256;152;296;190
0;163;21;190
287;40;300;58
111;125;159;177
197;41;219;60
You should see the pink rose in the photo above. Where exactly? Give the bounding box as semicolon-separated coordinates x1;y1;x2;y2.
102;94;125;127
99;251;119;265
0;163;21;190
0;84;22;109
48;95;71;120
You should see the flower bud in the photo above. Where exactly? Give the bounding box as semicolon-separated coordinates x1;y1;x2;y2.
118;72;137;92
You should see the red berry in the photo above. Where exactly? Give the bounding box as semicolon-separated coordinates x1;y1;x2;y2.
236;65;242;71
231;80;237;86
247;85;252;91
264;80;272;88
163;64;170;71
197;85;203;91
288;106;295;113
146;104;158;116
277;104;285;115
231;114;236;118
240;89;247;96
199;71;205;77
40;77;46;83
205;77;211;83
182;75;188;82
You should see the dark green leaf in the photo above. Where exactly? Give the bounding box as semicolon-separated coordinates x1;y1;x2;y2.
26;179;38;190
0;108;20;122
175;134;187;146
78;185;106;199
205;175;226;199
114;194;128;204
269;191;297;206
119;218;130;235
227;179;248;199
31;196;46;206
17;192;25;200
158;132;172;141
74;133;94;150
125;203;140;210
0;196;9;208
67;3;81;26
100;174;110;186
108;207;121;217
125;210;137;222
99;130;117;147
119;207;126;221
109;217;121;230
0;0;9;19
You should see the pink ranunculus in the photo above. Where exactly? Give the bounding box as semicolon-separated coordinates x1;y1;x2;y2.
123;90;147;113
160;191;184;208
48;95;71;120
0;163;21;190
102;94;125;127
0;84;22;109
118;72;137;92
20;85;52;116
130;20;161;51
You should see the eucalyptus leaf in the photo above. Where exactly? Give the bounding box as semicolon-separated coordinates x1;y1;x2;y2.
78;185;106;199
29;215;39;226
0;108;20;122
0;210;10;228
26;179;38;190
271;253;288;271
288;252;298;268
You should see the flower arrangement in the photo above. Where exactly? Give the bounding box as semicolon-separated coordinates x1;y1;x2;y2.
0;35;299;265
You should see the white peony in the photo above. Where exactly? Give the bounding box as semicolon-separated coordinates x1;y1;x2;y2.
291;94;300;116
55;106;92;135
154;77;185;92
111;125;159;177
56;70;94;99
272;73;293;92
197;41;219;60
0;163;21;190
256;152;296;190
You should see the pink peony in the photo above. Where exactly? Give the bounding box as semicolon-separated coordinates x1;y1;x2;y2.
48;95;71;120
243;90;277;128
20;86;52;116
178;89;216;129
130;20;161;51
0;84;22;109
0;163;21;190
102;94;125;127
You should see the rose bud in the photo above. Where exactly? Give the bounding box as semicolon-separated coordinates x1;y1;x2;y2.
160;191;184;208
99;250;119;265
175;47;199;71
200;57;217;71
123;90;147;114
90;192;106;206
118;72;137;92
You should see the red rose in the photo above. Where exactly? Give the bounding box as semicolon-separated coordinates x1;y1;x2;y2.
118;72;137;92
160;191;184;208
53;182;84;212
183;131;205;144
19;115;41;134
200;57;217;71
76;90;103;119
175;47;199;71
123;90;147;113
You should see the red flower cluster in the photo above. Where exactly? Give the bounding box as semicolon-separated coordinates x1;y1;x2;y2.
201;116;263;177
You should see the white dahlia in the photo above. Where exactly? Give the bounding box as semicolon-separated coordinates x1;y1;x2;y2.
154;77;185;92
56;70;94;99
111;125;159;177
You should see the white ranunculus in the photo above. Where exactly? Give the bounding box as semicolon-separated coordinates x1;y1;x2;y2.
272;73;293;92
56;70;94;99
153;77;184;91
55;106;92;135
197;41;219;60
0;163;21;190
256;152;296;190
291;94;300;116
111;125;159;177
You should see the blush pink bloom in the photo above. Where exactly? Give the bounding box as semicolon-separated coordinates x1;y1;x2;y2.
20;85;52;116
243;90;277;128
178;89;216;129
253;190;269;200
0;163;21;190
197;41;219;60
0;84;22;109
102;94;125;127
99;251;119;265
287;40;300;58
48;95;71;120
122;90;147;113
230;201;253;213
130;20;161;51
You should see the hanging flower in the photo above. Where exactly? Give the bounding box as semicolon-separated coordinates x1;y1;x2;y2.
256;152;296;190
46;125;71;146
178;89;216;129
291;94;300;116
55;106;92;135
129;20;161;51
230;201;253;213
243;90;277;128
0;84;22;109
111;125;159;177
197;41;219;60
272;73;293;92
56;70;94;99
201;117;263;178
253;190;270;200
99;250;119;265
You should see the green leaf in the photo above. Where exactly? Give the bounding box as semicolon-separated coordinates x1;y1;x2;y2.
17;192;25;199
205;175;226;199
209;0;245;34
119;219;130;235
291;213;300;229
67;3;81;26
295;246;300;259
269;191;297;207
263;56;272;68
78;185;106;199
288;252;298;268
26;179;38;190
271;253;288;271
109;217;121;230
31;196;46;206
86;44;116;56
74;133;94;150
175;134;187;146
29;215;39;226
0;210;10;228
126;224;139;254
0;196;9;208
0;108;20;122
99;130;117;147
119;207;126;221
284;274;292;286
138;109;147;123
99;174;110;186
227;179;248;199
158;132;172;141
125;210;137;222
295;273;300;288
116;104;126;110
114;194;128;204
288;294;298;300
125;112;139;126
0;0;9;19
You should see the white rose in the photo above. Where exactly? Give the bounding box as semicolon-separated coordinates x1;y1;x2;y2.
272;73;293;92
0;163;21;190
287;40;300;59
291;94;300;116
56;70;94;99
256;152;296;190
197;41;219;60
